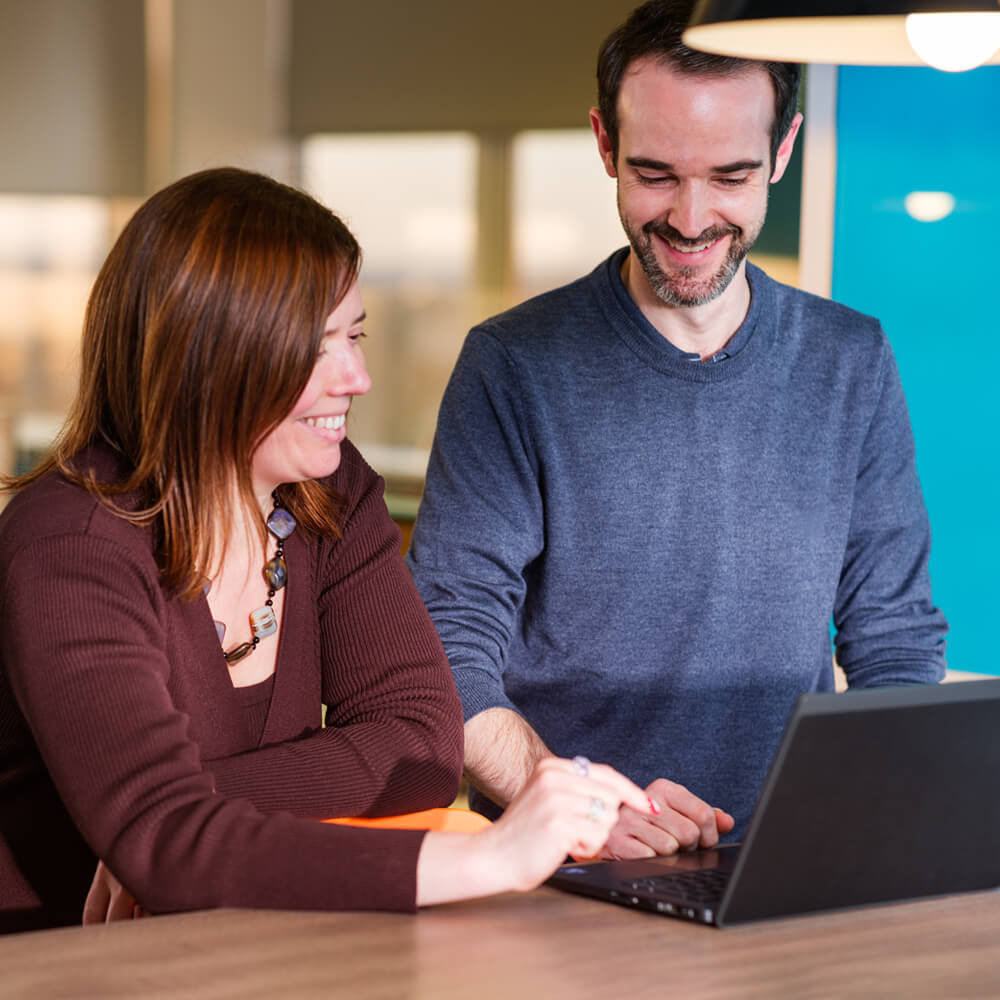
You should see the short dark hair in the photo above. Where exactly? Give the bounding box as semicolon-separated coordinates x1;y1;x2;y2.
597;0;801;168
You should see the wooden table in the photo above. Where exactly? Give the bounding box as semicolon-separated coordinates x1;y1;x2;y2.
2;887;998;998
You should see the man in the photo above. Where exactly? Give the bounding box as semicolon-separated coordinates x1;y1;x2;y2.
407;0;947;858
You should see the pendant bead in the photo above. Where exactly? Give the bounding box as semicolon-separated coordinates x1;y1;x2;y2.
263;555;287;591
218;494;295;665
250;605;278;639
225;640;256;664
267;507;297;540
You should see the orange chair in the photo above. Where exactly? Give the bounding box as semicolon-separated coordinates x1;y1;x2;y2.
323;807;491;833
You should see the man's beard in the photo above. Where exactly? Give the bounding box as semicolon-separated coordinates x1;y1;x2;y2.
622;212;762;308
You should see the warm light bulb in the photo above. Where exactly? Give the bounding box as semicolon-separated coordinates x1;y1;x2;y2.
904;13;1000;72
904;191;956;223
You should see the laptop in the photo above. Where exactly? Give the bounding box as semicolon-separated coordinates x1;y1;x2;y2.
548;678;1000;927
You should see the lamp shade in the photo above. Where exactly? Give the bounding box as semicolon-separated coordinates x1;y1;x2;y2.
683;0;1000;69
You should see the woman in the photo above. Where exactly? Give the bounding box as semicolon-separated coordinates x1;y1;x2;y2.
0;168;652;933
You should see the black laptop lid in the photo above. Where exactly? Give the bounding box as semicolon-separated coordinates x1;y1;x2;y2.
718;678;1000;925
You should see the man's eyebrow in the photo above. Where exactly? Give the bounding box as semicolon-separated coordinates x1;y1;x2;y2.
714;159;764;173
625;156;673;171
624;156;765;173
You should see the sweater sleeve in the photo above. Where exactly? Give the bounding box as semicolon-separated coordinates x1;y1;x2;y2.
833;334;948;686
2;529;427;915
210;456;464;818
407;329;544;722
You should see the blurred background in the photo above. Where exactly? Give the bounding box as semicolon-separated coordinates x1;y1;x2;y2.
1;0;995;673
0;0;801;493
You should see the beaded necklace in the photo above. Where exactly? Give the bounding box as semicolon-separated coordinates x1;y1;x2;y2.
213;494;297;665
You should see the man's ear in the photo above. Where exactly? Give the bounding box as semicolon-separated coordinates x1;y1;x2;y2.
770;111;803;184
590;108;618;179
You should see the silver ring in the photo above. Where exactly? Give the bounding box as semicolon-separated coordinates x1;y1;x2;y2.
572;755;591;778
585;797;605;822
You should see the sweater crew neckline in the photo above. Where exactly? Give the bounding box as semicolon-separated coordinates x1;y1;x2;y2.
598;247;775;383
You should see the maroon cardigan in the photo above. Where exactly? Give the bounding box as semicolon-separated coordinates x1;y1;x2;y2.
0;441;463;932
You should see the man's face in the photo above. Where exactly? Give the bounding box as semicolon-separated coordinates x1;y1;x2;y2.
592;58;800;309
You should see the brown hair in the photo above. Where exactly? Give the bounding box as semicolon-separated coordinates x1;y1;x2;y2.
2;167;361;599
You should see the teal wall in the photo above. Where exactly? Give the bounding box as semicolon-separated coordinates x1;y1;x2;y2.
832;66;1000;675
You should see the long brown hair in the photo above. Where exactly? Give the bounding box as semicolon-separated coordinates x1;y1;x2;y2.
2;167;361;599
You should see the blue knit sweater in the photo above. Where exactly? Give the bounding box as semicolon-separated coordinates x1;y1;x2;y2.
408;250;947;836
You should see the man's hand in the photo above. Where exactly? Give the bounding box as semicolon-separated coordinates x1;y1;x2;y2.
594;777;735;860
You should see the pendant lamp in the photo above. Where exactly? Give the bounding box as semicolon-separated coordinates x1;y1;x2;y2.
683;1;1000;71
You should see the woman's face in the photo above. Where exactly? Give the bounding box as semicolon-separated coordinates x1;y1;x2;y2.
251;281;371;499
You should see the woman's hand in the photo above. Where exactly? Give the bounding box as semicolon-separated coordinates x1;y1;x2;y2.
416;756;655;905
82;860;146;924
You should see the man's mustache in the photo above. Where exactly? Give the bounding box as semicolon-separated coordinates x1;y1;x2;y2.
642;220;741;245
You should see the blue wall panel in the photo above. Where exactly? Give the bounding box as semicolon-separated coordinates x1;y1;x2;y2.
832;66;1000;674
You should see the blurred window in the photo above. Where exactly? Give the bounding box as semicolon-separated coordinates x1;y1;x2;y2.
0;195;129;477
0;129;800;490
512;129;623;296
301;134;479;493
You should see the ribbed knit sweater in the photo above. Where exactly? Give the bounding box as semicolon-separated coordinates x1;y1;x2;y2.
0;441;463;932
408;250;947;835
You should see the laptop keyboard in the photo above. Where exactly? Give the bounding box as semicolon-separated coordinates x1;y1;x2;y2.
621;867;731;906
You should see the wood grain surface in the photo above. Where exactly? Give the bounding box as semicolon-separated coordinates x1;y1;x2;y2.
2;886;998;998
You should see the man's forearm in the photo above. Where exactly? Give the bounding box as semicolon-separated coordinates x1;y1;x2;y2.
463;707;552;808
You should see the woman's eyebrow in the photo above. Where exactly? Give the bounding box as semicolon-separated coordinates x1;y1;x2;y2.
327;310;367;332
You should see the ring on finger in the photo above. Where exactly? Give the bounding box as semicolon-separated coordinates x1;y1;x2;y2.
572;755;591;778
585;796;605;822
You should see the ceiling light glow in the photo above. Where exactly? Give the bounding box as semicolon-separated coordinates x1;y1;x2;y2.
904;13;1000;71
904;191;956;223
